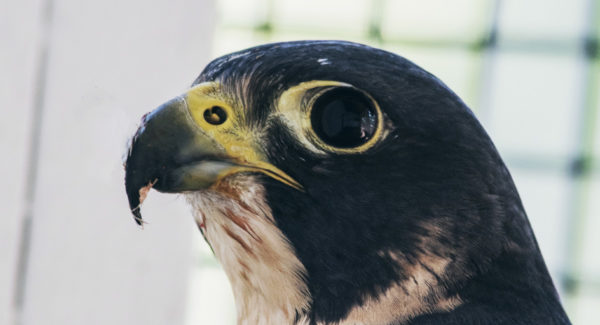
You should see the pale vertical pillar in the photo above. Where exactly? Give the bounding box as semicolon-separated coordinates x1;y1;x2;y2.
5;0;215;324
0;0;45;324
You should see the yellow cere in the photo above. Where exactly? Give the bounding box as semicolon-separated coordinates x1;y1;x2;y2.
185;82;303;190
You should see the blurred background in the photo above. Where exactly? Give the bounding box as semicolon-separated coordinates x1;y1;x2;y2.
1;0;599;324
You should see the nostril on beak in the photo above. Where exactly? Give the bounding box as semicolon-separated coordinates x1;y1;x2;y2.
203;106;228;125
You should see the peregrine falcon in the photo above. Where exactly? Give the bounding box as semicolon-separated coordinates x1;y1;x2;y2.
124;41;571;325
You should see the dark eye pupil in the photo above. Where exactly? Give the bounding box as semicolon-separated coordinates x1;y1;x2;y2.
311;88;377;148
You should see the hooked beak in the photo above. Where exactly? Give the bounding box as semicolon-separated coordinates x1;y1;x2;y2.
124;85;301;225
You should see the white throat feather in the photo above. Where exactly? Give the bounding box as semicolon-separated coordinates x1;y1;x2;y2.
186;176;311;325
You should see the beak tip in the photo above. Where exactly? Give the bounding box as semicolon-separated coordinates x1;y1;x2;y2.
125;173;144;226
132;208;143;226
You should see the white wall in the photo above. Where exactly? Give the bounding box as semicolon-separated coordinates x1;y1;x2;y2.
0;0;45;324
0;0;215;324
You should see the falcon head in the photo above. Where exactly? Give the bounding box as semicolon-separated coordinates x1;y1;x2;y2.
124;41;569;324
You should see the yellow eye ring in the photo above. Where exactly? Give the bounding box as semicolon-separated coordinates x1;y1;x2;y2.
277;80;386;155
308;87;382;152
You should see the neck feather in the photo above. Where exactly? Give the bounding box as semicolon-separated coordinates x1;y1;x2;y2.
186;177;310;324
186;176;462;325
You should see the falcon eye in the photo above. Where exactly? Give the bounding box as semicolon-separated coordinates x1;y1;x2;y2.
203;106;228;125
310;88;378;148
